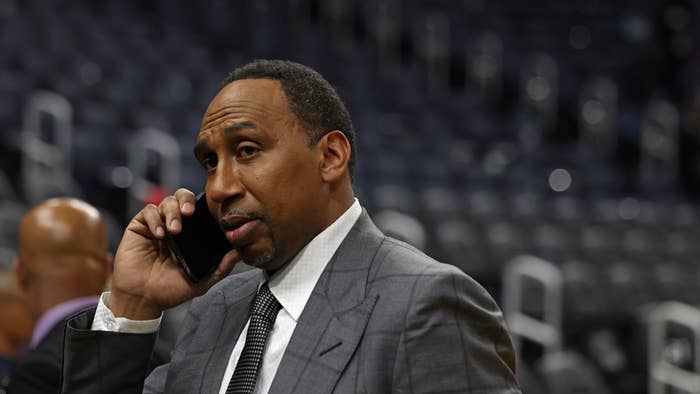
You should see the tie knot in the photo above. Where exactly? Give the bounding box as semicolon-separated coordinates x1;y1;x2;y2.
251;283;281;322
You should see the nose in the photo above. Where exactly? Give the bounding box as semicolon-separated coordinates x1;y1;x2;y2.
205;158;245;210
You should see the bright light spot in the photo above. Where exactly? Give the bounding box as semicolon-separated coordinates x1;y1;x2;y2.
548;168;571;192
111;166;133;188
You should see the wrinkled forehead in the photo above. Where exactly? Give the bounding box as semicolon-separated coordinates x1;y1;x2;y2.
196;79;300;145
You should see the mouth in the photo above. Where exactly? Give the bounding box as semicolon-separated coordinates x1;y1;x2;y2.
220;215;254;231
220;215;262;246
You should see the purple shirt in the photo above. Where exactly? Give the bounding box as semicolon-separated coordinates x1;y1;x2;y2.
30;296;99;348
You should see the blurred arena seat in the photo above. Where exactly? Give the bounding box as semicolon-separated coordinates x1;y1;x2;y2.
647;302;700;394
537;350;613;394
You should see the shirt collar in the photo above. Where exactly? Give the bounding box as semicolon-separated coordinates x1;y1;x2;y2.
266;198;362;321
30;295;99;348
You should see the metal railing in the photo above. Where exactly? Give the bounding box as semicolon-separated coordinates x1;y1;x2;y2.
648;302;700;394
126;128;181;219
503;255;563;357
20;90;82;203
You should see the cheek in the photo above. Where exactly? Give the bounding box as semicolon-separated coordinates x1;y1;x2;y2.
244;144;323;222
248;152;317;201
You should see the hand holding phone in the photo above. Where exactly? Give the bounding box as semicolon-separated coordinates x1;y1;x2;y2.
165;193;232;283
108;188;238;321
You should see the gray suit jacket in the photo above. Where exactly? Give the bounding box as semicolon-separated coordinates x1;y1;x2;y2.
61;212;521;393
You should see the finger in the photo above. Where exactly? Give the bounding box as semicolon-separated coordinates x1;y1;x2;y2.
141;204;166;239
174;188;197;216
160;195;183;234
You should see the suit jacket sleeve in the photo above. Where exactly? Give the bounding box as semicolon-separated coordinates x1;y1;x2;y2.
9;320;66;394
60;307;161;394
391;266;520;393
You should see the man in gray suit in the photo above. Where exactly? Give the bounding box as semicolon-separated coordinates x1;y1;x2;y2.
61;60;521;393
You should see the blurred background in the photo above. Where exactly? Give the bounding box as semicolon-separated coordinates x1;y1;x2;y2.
1;0;700;392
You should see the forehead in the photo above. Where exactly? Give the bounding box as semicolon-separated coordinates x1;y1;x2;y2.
198;79;292;136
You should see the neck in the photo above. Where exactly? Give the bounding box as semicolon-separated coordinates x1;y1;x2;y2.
325;183;355;224
264;190;355;276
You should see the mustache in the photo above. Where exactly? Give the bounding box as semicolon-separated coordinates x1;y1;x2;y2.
218;210;268;231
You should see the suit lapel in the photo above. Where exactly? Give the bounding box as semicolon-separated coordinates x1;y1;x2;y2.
198;271;263;394
269;211;384;394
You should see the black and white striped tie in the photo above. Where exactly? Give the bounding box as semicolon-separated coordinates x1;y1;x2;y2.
226;283;281;394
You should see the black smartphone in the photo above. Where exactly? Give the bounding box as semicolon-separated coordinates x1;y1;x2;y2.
165;193;232;283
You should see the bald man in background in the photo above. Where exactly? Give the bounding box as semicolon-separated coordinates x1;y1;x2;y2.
0;269;33;392
8;198;112;394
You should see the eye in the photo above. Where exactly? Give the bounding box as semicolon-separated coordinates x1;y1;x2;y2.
200;154;218;172
236;144;260;160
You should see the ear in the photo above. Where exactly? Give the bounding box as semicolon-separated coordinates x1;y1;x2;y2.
318;131;351;183
13;259;29;291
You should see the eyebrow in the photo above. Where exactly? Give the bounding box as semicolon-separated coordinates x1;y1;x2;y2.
223;121;258;135
193;121;260;159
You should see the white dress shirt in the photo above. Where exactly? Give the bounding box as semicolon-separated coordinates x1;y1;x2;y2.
92;199;362;394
